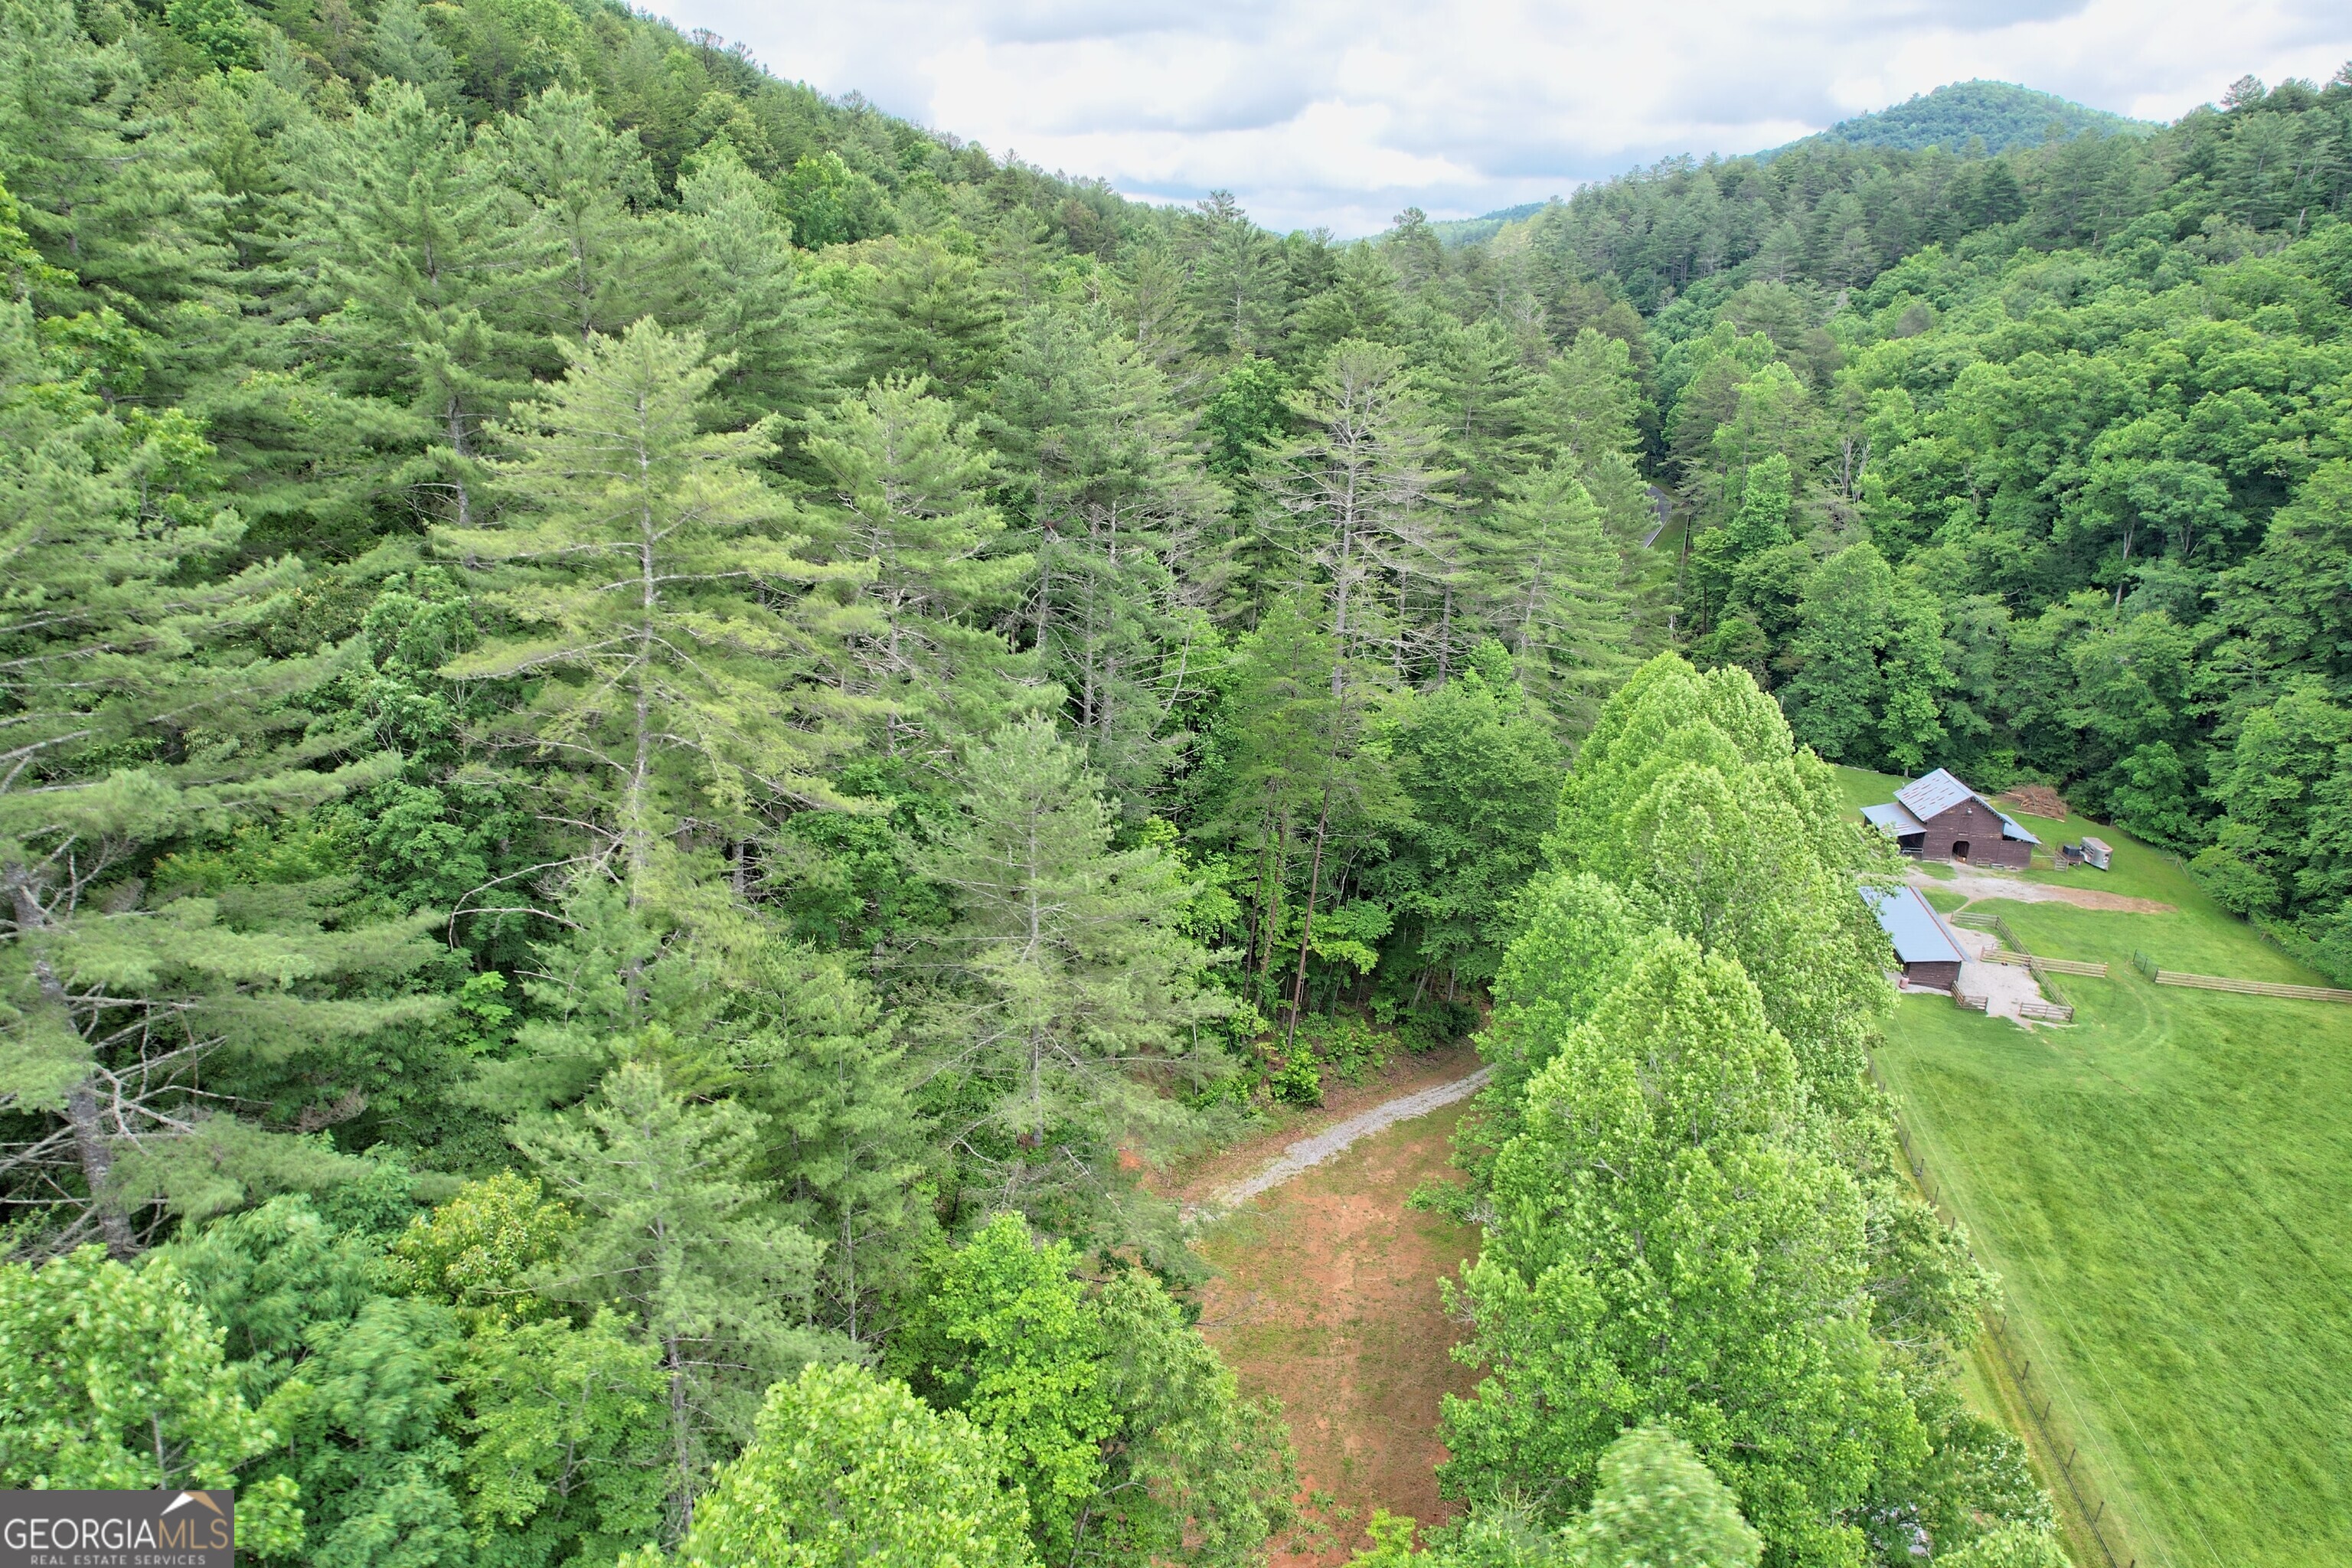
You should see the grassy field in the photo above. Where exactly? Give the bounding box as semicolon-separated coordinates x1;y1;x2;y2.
1834;766;2352;1566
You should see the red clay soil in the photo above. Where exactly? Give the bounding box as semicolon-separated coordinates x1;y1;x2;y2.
1191;1084;1481;1566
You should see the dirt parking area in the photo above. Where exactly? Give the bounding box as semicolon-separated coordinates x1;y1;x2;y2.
1191;1090;1480;1566
1906;866;2174;914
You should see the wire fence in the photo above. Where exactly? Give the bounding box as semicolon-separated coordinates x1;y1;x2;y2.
1868;1060;2139;1568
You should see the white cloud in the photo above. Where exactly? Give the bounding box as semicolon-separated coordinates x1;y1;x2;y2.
644;0;2352;234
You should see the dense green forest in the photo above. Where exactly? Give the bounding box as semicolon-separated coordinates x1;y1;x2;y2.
1;0;2348;1560
1794;80;2154;156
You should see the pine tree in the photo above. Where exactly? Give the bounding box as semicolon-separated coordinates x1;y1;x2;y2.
802;376;1037;767
677;142;840;433
483;87;677;345
1465;459;1630;727
1279;339;1455;687
279;79;545;533
915;717;1228;1246
988;307;1215;803
0;0;227;325
516;1058;831;1539
1527;328;1644;471
723;943;934;1348
436;318;867;902
368;0;460;109
848;238;1008;398
0;270;436;1256
1188;598;1344;1016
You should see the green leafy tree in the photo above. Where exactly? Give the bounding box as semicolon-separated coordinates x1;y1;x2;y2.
454;1312;670;1568
1371;645;1562;990
893;1214;1295;1568
1776;542;1948;772
0;1245;301;1554
664;1362;1034;1568
1563;1425;1762;1568
1550;655;1896;1101
1440;937;1919;1563
2192;678;2352;917
1936;1523;2071;1568
162;1194;483;1568
1083;1266;1298;1566
890;1215;1111;1563
387;1171;579;1325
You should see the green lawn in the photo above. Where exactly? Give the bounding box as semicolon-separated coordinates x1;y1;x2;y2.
1834;765;2352;1566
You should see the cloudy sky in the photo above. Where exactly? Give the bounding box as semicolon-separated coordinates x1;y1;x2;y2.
641;0;2351;236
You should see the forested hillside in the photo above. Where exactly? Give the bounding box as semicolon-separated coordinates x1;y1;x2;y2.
1;0;2349;1560
1795;80;2153;156
1452;68;2352;973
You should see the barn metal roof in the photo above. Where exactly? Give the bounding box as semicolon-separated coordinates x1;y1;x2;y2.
1993;807;2040;845
1861;885;1965;966
1862;801;1926;836
1887;768;2043;845
1895;768;1975;821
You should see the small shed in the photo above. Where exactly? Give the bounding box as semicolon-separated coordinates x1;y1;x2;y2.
1862;884;1966;991
2079;835;2112;871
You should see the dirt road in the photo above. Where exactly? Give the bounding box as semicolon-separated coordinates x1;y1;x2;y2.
1907;866;2174;913
1185;1056;1488;1565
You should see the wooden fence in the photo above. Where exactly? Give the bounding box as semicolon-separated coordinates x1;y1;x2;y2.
1988;951;2110;978
2128;950;2352;1002
1867;1060;2138;1568
1950;908;2089;1018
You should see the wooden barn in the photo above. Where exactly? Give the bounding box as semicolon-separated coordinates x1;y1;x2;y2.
1862;884;1966;990
1862;768;2039;869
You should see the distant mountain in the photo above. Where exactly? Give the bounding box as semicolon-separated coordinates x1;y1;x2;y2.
1426;201;1552;248
1413;82;2154;248
1782;80;2156;156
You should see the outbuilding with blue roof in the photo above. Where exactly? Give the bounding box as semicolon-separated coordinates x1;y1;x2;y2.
1862;884;1967;989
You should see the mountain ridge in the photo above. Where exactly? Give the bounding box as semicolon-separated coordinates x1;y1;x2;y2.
1424;80;2153;245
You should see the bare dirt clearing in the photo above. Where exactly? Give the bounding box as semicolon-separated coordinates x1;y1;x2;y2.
1945;923;2057;1023
1906;866;2174;914
1188;1067;1481;1566
1187;1068;1490;1219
